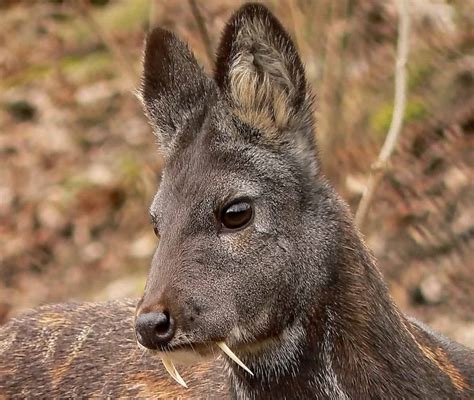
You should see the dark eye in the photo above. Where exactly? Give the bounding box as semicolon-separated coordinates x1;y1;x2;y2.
221;201;253;231
153;226;160;238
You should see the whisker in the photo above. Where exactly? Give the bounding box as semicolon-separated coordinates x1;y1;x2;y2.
210;342;216;360
139;348;147;361
185;336;196;354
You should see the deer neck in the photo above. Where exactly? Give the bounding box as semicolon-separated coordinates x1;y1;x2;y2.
226;224;426;399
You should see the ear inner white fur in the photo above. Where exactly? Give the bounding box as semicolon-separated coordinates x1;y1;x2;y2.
160;354;188;388
217;341;254;376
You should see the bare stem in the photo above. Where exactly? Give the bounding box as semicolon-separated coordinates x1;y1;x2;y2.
188;0;214;66
149;0;158;30
354;0;410;230
287;0;306;58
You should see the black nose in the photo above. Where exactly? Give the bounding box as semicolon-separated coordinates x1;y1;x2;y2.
135;311;175;349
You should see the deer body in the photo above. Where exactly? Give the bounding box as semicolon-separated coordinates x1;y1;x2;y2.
1;4;473;399
0;300;227;398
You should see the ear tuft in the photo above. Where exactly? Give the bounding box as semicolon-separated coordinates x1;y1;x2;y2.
215;4;312;137
140;28;215;154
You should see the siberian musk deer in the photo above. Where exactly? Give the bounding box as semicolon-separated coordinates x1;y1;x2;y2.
1;3;473;399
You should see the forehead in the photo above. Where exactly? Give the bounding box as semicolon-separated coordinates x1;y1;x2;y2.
149;115;300;218
151;140;258;214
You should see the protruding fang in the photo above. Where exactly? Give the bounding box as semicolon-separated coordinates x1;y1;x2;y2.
217;342;254;376
160;354;188;388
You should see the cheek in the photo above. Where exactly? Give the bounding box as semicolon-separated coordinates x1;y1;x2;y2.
218;227;254;254
211;222;292;318
231;255;288;318
181;275;239;332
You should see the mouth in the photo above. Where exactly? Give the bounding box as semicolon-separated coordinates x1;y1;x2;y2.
137;340;254;387
158;341;216;357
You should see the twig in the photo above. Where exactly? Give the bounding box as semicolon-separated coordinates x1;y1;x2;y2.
188;0;214;65
148;0;158;30
287;0;306;58
75;1;136;88
318;1;350;175
354;0;410;230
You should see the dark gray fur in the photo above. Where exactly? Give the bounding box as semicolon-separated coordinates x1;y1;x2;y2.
1;3;473;399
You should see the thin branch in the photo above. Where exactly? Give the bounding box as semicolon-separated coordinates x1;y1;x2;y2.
354;0;410;230
188;0;214;66
148;0;158;31
287;0;306;59
75;1;136;88
318;1;350;174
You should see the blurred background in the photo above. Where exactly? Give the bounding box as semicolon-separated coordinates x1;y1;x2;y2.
0;1;472;346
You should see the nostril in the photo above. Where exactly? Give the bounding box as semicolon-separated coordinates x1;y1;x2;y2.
154;311;171;335
135;311;176;350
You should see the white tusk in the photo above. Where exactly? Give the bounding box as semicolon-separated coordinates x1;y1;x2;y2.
160;355;188;388
217;342;254;376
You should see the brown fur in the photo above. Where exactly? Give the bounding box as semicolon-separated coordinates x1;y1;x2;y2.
0;300;228;398
404;320;469;392
1;3;473;399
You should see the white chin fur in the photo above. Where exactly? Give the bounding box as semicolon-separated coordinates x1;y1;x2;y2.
136;341;213;365
157;348;214;366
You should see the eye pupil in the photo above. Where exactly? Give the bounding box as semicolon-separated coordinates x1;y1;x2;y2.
221;201;253;230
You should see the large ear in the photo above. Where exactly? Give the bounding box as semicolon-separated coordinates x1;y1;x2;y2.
214;4;314;142
140;28;216;155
